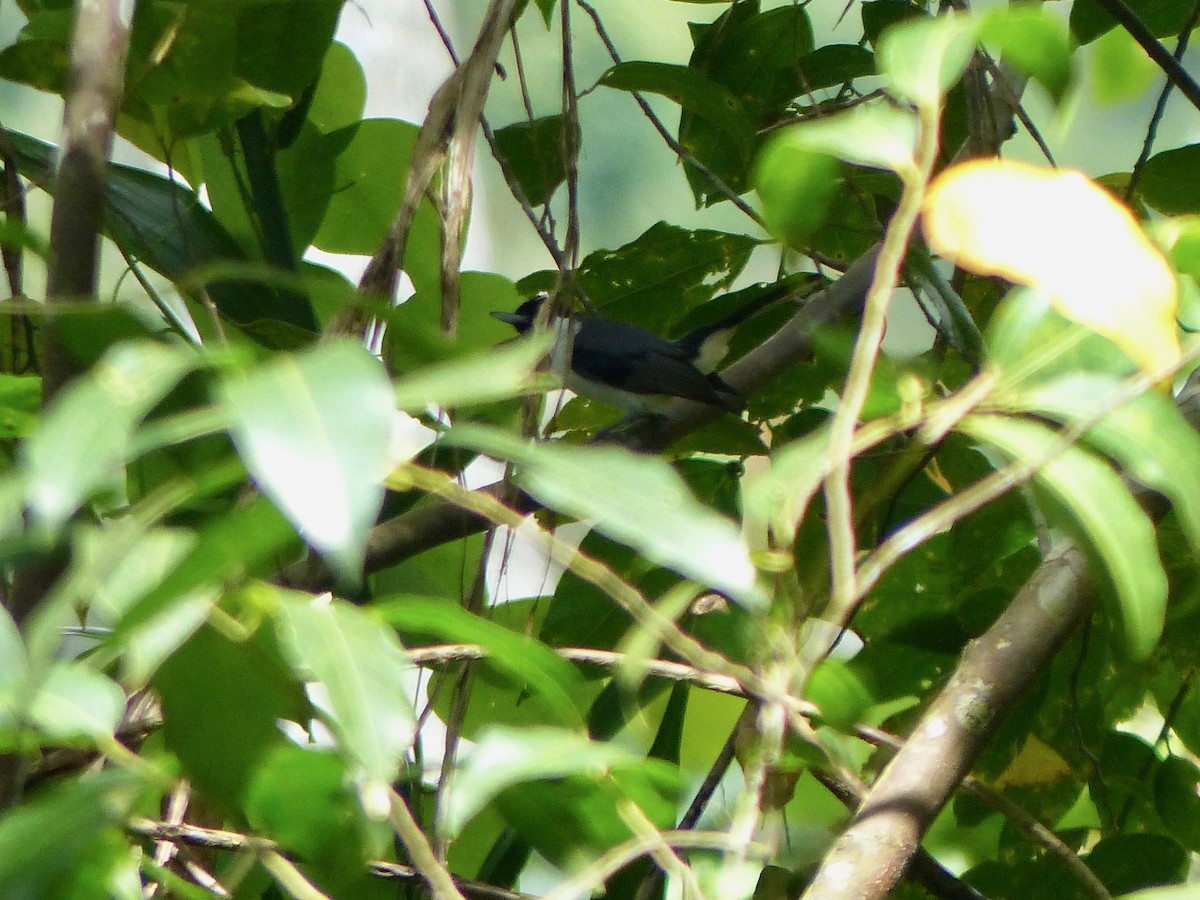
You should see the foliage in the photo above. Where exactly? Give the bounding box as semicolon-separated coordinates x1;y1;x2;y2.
0;0;1199;898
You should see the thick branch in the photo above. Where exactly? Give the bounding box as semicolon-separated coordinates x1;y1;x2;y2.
800;368;1200;898
801;542;1094;898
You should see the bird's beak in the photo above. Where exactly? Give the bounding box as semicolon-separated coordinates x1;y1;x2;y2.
490;311;524;325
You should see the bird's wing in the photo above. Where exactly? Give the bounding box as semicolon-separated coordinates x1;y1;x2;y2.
572;320;740;408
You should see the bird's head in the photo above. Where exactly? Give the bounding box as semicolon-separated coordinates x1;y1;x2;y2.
490;294;551;335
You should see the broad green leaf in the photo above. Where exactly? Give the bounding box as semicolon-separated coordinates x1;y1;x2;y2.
760;102;918;175
1091;27;1159;106
980;6;1073;104
85;525;209;687
311;119;441;295
220;339;394;579
444;725;678;838
1070;0;1196;44
0;772;144;899
986;287;1138;386
245;744;386;897
377;596;586;728
494;115;573;207
387;271;524;377
393;332;554;411
445;425;766;610
753;139;842;247
1087;833;1187;895
273;590;417;789
1139;145;1200;215
1155;756;1200;852
1013;373;1200;556
307;41;366;132
960;414;1167;660
794;45;876;92
154;623;299;808
28;662;125;743
110;497;297;645
877;12;979;108
3;129;319;341
0;374;40;439
744;424;829;543
24;341;197;530
687;3;815;119
519;223;760;328
598;61;755;145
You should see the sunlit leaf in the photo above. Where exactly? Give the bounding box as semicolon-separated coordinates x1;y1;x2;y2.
960;413;1167;660
24;341;197;530
377;596;586;728
1013;373;1200;557
758;101;917;175
925;160;1179;375
445;425;766;610
444;725;678;839
274;590;416;790
28;663;125;743
220;339;394;579
393;332;554;411
877;12;978;107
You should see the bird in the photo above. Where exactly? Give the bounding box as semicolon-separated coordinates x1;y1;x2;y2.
490;285;792;417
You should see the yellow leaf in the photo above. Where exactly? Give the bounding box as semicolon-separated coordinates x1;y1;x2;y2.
923;159;1180;374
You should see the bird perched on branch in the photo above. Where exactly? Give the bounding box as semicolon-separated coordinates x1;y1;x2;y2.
491;284;795;418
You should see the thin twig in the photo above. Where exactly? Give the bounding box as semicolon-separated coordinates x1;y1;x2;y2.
1125;0;1200;199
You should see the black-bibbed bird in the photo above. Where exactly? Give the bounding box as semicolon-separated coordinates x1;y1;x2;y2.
491;284;793;417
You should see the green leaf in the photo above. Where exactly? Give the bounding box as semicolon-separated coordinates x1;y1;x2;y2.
862;0;927;46
28;662;125;743
527;222;760;328
0;772;144;899
307;42;366;133
110;497;297;649
1155;756;1200;852
598;61;755;145
494;115;573;206
245;744;386;897
445;425;766;610
760;101;918;175
154;623;298;808
1138;145;1200;215
273;590;417;788
376;596;587;728
987;287;1138;387
753;137;842;247
3;129;319;340
311;119;441;295
443;725;680;839
877;12;979;108
0;374;41;439
744;424;829;544
1087;833;1187;895
1013;373;1200;558
220;339;394;579
795;44;876;92
979;6;1073;104
1070;0;1196;44
23;341;197;530
393;332;554;412
959;413;1167;660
